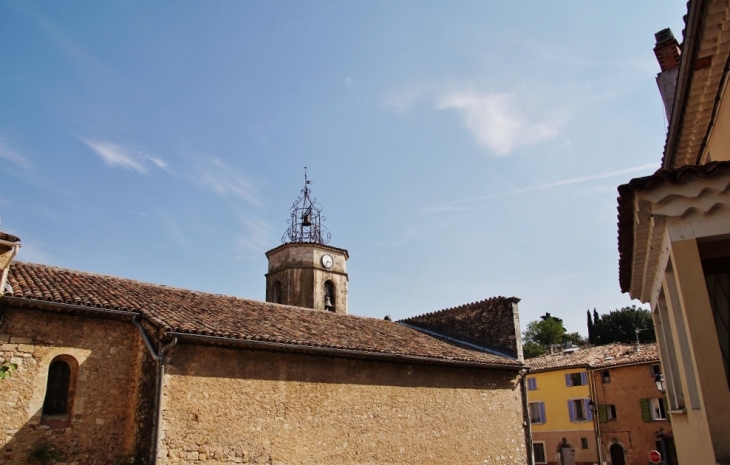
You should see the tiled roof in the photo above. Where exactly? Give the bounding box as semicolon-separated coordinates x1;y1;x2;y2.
0;232;21;243
399;297;521;359
663;0;730;168
527;343;659;372
3;261;521;368
616;160;730;292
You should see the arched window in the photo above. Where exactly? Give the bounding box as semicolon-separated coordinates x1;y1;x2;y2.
324;280;335;312
42;355;78;427
273;280;282;304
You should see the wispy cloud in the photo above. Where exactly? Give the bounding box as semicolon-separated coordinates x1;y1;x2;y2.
437;91;557;156
81;139;147;173
424;163;658;212
0;139;30;169
234;217;272;258
385;84;558;155
383;82;435;113
191;158;261;207
81;138;173;175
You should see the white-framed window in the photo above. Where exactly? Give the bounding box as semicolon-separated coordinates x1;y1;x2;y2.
651;364;662;377
532;441;547;464
568;398;593;422
527;377;538;390
640;398;667;421
607;404;617;420
528;401;546;424
602;369;611;383
650;398;667;420
565;372;588;386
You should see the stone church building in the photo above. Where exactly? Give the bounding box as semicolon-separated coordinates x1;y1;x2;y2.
0;180;529;465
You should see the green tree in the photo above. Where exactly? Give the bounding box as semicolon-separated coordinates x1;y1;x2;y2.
587;309;595;343
563;331;586;346
523;341;546;358
591;306;655;345
523;313;566;348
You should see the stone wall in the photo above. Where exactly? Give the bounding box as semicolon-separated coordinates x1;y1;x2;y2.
160;344;527;465
0;306;155;464
400;297;523;360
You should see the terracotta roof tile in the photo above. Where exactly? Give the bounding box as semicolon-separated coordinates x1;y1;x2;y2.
616;160;730;292
4;262;521;368
0;232;21;243
527;343;659;372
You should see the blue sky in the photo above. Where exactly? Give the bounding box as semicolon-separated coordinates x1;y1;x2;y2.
0;1;687;335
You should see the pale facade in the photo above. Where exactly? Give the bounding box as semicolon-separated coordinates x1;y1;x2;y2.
617;1;730;462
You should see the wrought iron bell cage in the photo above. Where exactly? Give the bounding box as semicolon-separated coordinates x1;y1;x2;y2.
281;169;331;245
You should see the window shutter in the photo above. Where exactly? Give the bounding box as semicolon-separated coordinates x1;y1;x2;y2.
584;399;593;421
640;398;652;422
580;372;588;385
568;400;576;422
663;397;669;416
565;373;572;386
539;402;546;424
598;405;608;423
528;378;537;390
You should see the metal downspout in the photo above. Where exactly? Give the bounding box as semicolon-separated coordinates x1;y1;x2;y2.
588;370;604;465
133;315;177;465
0;242;21;293
519;369;535;465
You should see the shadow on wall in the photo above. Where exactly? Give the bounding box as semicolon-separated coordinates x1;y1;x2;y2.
1;358;127;464
0;308;158;465
167;343;521;390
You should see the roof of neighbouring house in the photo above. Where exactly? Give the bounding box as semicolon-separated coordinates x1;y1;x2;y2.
527;343;659;373
616;160;730;293
3;261;522;369
0;232;21;243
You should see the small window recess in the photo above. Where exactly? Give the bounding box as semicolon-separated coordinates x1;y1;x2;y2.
41;355;78;428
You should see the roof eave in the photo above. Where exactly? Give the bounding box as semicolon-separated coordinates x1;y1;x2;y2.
663;0;706;169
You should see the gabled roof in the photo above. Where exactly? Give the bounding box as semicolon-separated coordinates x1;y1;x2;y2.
3;261;522;369
527;343;659;373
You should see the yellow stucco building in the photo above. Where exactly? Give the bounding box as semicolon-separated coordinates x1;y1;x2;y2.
527;351;597;465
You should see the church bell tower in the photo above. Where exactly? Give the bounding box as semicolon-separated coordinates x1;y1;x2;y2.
265;170;349;314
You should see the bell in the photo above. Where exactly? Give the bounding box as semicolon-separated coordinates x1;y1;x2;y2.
302;213;312;227
324;295;333;310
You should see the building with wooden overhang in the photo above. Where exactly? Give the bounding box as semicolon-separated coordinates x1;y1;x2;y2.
527;344;674;465
617;1;730;462
0;179;529;465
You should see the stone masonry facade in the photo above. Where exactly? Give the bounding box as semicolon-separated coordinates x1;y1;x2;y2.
0;307;155;465
160;345;526;465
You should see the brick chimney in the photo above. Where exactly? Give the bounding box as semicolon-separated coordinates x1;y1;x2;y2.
0;232;21;293
654;28;681;122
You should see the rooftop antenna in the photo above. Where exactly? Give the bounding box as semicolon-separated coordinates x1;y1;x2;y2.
634;327;647;352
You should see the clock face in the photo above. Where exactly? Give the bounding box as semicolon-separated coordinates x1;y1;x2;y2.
321;254;334;269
